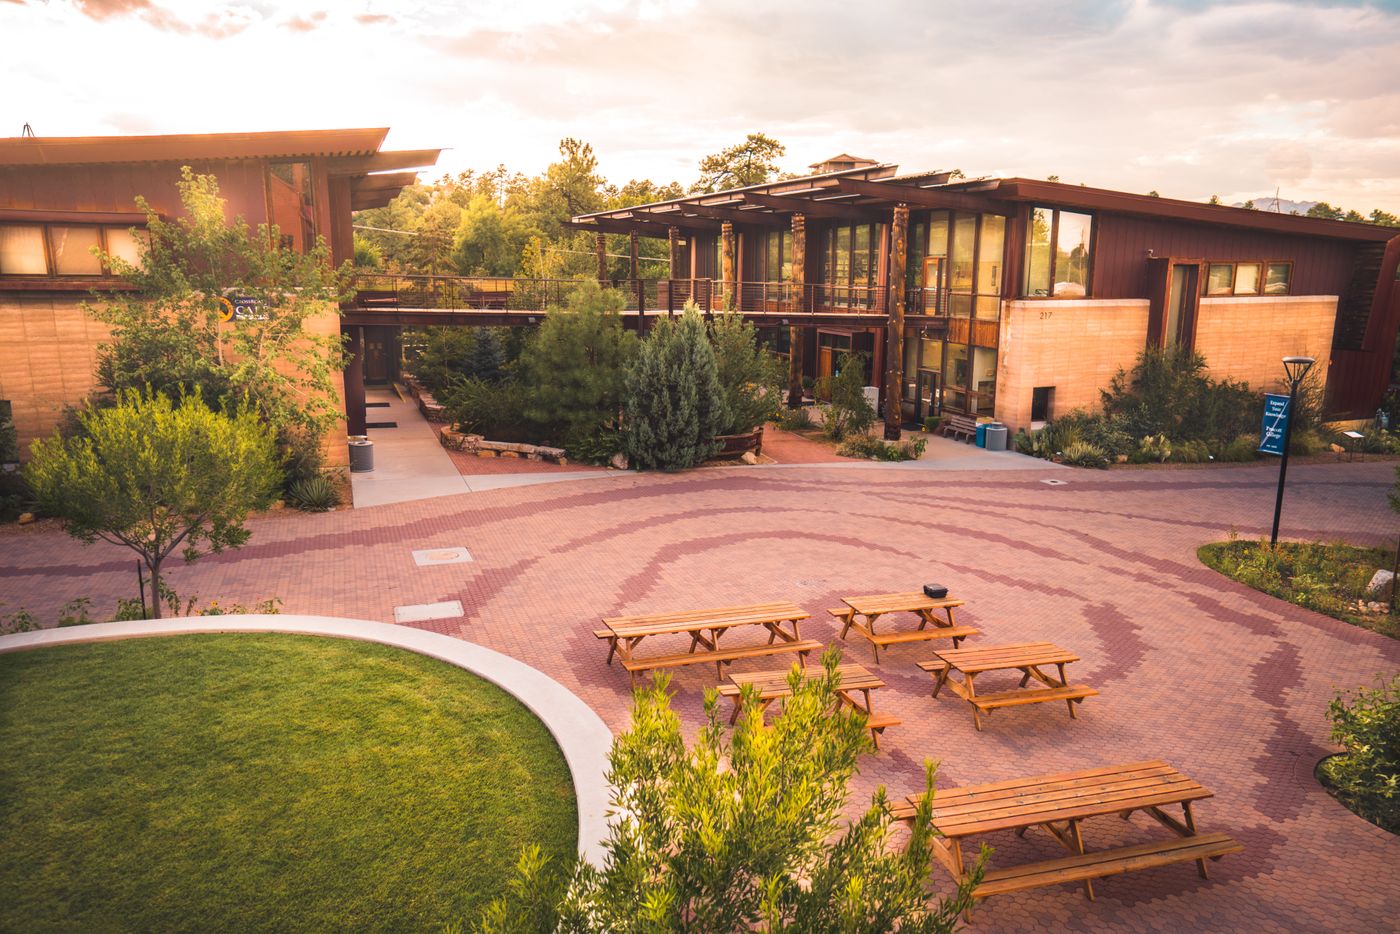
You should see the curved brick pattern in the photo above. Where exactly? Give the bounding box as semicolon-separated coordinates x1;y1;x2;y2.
3;459;1399;931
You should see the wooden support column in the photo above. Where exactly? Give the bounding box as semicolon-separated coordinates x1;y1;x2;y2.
628;230;639;279
788;213;806;407
667;225;681;314
720;221;735;310
343;326;366;437
884;204;910;440
595;232;608;287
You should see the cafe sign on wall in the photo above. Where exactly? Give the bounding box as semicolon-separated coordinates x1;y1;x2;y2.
217;295;265;322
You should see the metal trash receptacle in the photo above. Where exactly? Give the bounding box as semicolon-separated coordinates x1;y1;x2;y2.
975;422;988;447
984;424;1008;452
348;436;375;473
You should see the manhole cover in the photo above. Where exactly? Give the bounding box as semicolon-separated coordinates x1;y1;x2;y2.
413;547;474;566
1040;478;1069;486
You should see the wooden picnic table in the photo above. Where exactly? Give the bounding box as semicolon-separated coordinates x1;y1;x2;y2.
891;760;1243;914
917;642;1098;731
717;663;901;748
595;602;820;683
830;592;977;662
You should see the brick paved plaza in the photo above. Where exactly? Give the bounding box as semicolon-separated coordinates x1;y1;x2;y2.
4;460;1398;931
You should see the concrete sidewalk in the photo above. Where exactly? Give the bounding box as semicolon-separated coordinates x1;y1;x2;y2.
349;389;620;508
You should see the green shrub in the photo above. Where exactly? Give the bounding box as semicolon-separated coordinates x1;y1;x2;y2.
286;475;340;512
0;400;17;464
1136;433;1173;463
1221;433;1261;462
0;607;38;635
836;434;926;461
624;309;725;470
1320;675;1399;833
1290;428;1327;456
0;470;32;522
1169;439;1211;463
1350;427;1400;454
776;407;814;432
815;353;876;442
1101;346;1260;443
564;425;625;466
1060;441;1110;469
709;312;786;435
923;414;944;432
443;377;532;442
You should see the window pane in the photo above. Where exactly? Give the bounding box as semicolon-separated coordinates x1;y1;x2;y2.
103;226;145;270
972;347;997;416
1234;263;1260;295
977;214;1005;296
0;225;47;275
944;342;969;412
852;224;871;289
1052;211;1092;296
49;226;103;275
1265;263;1291;295
781;231;793;282
1207;263;1235;296
950;213;975;294
834;226;851;287
1023;208;1052;296
927;212;949;257
974;295;1001;320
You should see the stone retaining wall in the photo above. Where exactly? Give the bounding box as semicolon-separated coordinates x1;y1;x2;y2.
439;426;568;464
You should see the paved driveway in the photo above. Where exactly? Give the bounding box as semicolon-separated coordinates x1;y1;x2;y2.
5;460;1398;932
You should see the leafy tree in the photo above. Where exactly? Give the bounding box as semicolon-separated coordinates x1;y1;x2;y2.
25;390;280;618
624;308;726;470
1242;199;1256;210
1147;190;1160;197
818;352;877;442
88;167;349;469
514;283;638;447
709;312;786;435
1208;194;1221;205
453;194;532;276
1370;208;1400;227
473;656;983;933
352;235;383;268
1306;201;1345;220
693;133;787;193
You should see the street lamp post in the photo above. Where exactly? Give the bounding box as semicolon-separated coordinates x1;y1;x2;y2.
1269;355;1316;547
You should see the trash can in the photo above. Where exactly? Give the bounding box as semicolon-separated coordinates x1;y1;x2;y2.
984;424;1009;452
348;436;375;473
975;422;989;448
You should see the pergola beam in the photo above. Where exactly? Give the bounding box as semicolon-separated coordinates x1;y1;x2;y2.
739;192;880;222
654;203;788;228
568;218;673;238
328;150;442;177
834;177;1011;214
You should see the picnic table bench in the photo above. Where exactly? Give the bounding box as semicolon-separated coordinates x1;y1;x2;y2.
917;642;1097;731
717;663;901;749
830;592;976;663
595;602;820;684
890;760;1242;915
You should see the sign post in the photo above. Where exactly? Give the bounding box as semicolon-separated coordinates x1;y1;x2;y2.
1262;357;1315;546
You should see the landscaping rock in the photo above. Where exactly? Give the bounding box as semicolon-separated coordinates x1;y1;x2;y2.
740;451;759;465
17;512;35;525
500;451;519;458
610;453;628;470
478;450;497;458
1367;569;1395;596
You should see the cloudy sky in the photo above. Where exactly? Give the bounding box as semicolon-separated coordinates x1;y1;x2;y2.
3;0;1399;212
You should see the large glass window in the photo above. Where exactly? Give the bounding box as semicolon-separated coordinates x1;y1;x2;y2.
1053;211;1092;296
1233;263;1260;295
928;211;950;258
1023;208;1053;296
0;225;47;275
944;342;969;413
1022;206;1094;297
1265;262;1292;295
48;226;103;276
949;213;975;293
971;347;997;416
976;215;1005;320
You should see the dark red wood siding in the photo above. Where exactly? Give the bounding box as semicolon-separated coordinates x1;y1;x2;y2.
0;160;273;226
1090;214;1358;299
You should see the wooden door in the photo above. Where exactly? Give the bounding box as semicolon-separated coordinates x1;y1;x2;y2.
364;337;390;383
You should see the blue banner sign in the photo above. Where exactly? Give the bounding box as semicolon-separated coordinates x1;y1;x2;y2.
1258;393;1290;455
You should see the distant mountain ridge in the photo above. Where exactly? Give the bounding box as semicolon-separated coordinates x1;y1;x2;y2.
1229;197;1317;214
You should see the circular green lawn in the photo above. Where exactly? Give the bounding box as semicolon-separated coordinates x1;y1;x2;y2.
0;634;577;932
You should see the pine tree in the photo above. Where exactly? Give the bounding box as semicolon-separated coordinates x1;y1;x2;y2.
625;309;726;469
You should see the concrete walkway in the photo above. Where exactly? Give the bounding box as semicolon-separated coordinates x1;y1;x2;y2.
349;389;620;508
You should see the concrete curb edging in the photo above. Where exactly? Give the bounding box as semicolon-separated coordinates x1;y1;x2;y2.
0;614;613;866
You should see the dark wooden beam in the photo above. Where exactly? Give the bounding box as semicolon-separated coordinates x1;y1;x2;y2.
351;189;398;210
351;171;421;193
653;204;787;228
568;218;671;238
834;177;1011;215
740;192;879;222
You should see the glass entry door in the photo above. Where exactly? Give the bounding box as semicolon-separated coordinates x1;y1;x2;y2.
922;257;944;314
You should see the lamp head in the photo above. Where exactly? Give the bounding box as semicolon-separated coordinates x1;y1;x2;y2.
1282;355;1315;384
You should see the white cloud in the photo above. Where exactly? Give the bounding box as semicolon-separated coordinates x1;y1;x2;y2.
1;0;1397;212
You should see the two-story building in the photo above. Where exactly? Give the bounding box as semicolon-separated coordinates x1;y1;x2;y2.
573;158;1400;436
0;128;439;460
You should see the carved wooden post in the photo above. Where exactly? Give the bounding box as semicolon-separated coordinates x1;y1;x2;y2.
884;204;910;440
720;221;735;310
595;232;607;287
788;213;806;408
667;225;681;314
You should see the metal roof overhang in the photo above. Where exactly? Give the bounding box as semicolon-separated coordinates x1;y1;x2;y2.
0;128;392;166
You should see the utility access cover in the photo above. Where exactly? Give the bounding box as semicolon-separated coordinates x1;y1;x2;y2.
413;547;473;566
1040;478;1069;486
